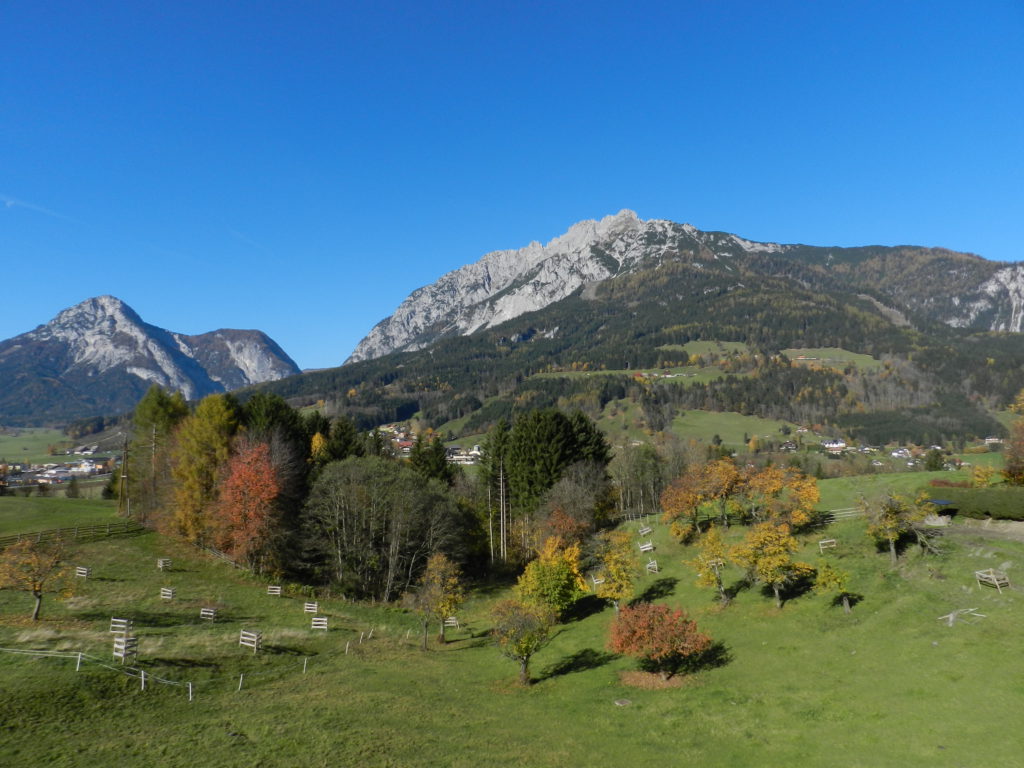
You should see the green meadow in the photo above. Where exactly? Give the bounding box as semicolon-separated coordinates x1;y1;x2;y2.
782;347;882;372
0;428;71;465
0;497;119;537
2;495;1023;767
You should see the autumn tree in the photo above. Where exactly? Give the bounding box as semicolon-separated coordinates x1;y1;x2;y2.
661;458;740;539
212;439;280;573
491;599;556;685
407;553;464;649
863;493;922;566
1003;418;1024;485
740;465;820;529
592;530;638;613
539;461;614;546
607;602;712;681
170;393;239;543
0;540;73;620
127;384;189;522
730;523;806;609
689;526;730;605
515;536;586;618
814;561;854;614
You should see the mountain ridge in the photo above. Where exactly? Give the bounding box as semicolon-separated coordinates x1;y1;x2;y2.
346;211;1023;363
0;296;300;425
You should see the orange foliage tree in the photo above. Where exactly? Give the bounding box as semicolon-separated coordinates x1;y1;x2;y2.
213;440;280;573
660;458;740;539
608;602;712;680
740;465;820;529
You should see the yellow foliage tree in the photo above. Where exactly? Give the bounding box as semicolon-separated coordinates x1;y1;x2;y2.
862;493;923;566
729;523;803;609
689;526;730;605
516;536;586;619
0;540;73;620
592;530;638;613
309;432;328;466
170;394;238;543
407;552;464;648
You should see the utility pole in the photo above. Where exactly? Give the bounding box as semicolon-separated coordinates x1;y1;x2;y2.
117;434;130;518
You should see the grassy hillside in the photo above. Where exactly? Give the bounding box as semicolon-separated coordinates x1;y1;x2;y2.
0;428;71;465
0;497;119;536
2;495;1023;766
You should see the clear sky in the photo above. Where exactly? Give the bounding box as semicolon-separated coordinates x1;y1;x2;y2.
2;1;1022;370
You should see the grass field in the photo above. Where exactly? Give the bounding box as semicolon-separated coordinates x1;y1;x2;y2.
2;494;1023;767
782;347;882;372
657;340;751;358
0;428;71;465
531;365;728;383
671;410;815;447
0;497;119;536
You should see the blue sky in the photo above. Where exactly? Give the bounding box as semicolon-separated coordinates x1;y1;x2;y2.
2;1;1022;370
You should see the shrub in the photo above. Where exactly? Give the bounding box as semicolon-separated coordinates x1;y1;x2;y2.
608;602;712;680
929;487;1024;520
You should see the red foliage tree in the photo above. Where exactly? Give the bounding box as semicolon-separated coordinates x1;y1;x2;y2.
214;440;280;572
608;602;712;680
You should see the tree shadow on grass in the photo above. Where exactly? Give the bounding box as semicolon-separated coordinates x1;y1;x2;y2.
629;577;678;606
770;570;817;606
724;579;751;601
539;648;618;681
562;594;606;622
140;657;220;670
262;644;304;656
641;641;733;679
831;593;865;611
78;610;187;628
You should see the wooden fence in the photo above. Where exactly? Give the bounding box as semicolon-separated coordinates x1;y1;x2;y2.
0;520;145;550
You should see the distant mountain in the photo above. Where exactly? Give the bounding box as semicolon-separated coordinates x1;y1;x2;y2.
0;296;300;425
347;210;1023;362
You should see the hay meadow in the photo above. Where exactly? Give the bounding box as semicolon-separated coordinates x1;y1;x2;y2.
1;489;1022;767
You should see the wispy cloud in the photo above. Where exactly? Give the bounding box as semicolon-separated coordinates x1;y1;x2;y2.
227;227;270;254
1;194;76;222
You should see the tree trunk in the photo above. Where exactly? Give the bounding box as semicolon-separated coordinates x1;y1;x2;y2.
613;599;620;615
519;657;531;686
437;620;446;645
888;537;897;567
31;590;42;621
772;584;782;609
717;580;730;606
842;594;851;614
421;620;428;651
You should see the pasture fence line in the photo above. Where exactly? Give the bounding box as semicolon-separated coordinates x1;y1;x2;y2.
825;507;862;522
0;520;146;550
0;617;398;699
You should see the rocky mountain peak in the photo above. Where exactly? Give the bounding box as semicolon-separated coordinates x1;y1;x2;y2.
0;297;301;424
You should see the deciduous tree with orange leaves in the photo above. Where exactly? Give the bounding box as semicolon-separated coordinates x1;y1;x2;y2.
660;458;740;539
740;465;820;529
608;602;712;680
213;439;280;573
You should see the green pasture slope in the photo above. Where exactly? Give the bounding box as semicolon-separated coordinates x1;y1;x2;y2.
0;428;71;465
782;347;882;372
2;497;1023;767
0;497;119;536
